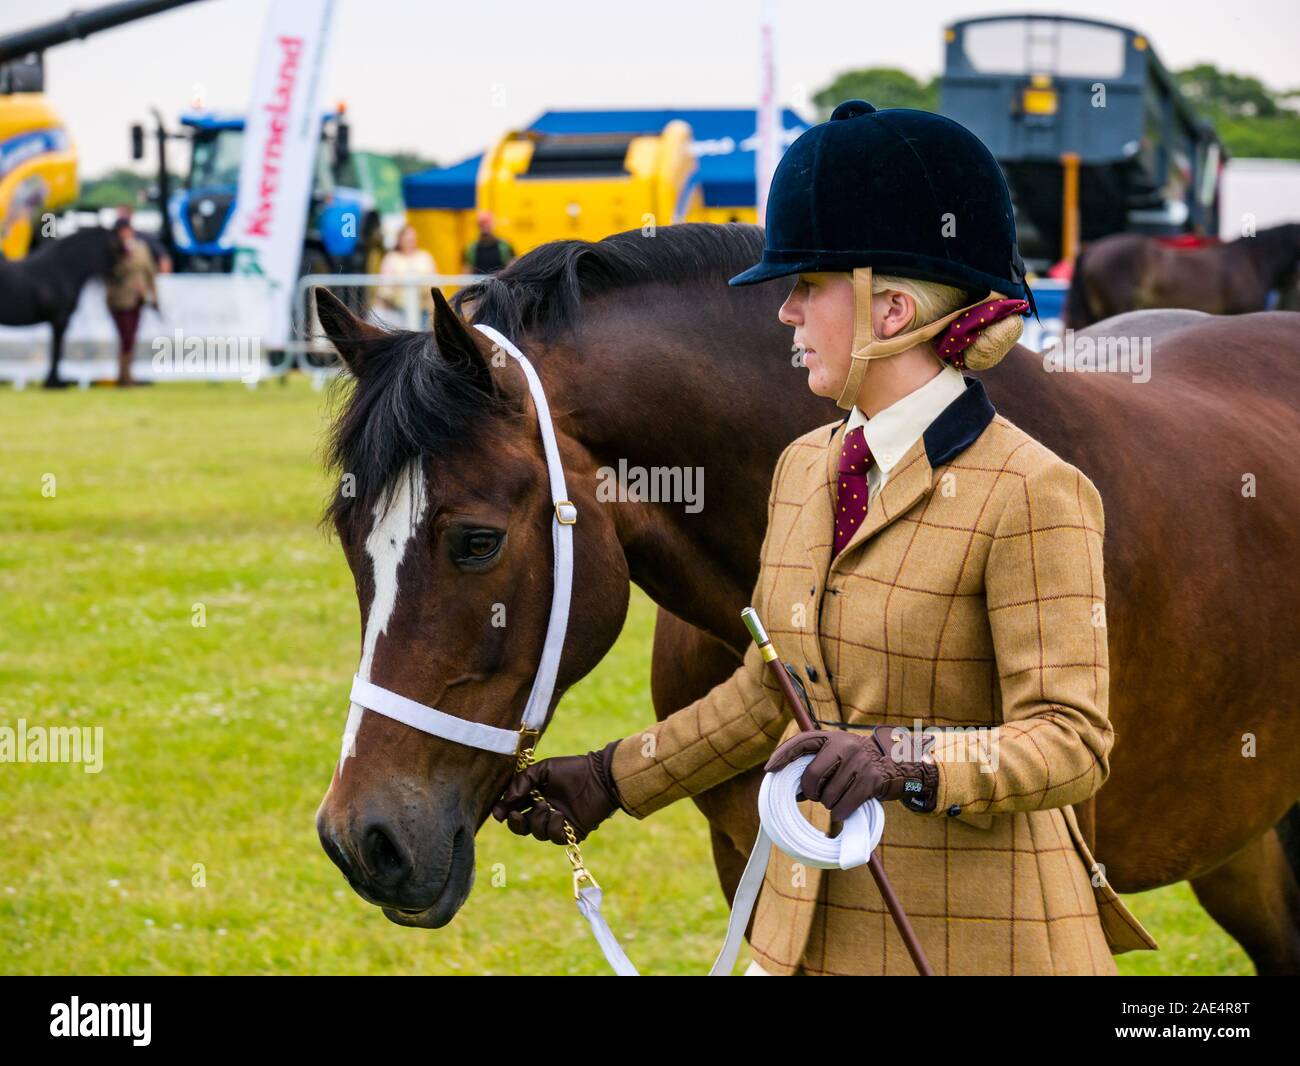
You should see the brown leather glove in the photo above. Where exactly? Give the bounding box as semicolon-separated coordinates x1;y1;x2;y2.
491;739;628;844
764;725;938;821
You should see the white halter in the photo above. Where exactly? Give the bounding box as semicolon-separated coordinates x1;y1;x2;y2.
341;323;888;976
346;322;577;756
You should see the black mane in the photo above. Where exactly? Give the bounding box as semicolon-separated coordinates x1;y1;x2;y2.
453;221;765;339
325;222;766;531
322;326;512;532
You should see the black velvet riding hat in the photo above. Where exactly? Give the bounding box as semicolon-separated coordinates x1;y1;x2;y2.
729;99;1029;303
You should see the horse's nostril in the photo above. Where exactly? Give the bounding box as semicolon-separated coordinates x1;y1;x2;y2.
318;825;353;878
362;823;412;887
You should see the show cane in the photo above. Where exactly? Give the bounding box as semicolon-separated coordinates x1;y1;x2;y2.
741;607;935;977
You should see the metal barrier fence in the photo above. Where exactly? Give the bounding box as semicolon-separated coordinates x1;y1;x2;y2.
289;273;480;387
0;272;481;388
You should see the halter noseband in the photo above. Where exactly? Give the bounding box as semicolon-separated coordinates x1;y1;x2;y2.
345;322;576;758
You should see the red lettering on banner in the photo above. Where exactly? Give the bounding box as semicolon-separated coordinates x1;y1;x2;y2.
242;34;305;241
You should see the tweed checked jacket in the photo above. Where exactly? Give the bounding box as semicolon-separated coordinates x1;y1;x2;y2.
608;376;1158;975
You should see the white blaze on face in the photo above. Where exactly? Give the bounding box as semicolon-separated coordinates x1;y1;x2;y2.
339;461;427;772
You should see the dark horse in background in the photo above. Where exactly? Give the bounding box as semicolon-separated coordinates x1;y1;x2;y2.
314;223;1300;974
0;227;124;388
1066;222;1300;329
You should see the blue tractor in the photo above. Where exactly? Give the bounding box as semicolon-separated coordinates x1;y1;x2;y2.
132;107;385;283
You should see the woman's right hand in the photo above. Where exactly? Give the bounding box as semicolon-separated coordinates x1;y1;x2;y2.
491;739;626;844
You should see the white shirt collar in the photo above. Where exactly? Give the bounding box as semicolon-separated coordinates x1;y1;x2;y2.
846;364;969;475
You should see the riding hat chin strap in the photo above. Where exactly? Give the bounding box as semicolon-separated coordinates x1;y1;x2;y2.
835;266;1003;410
346;321;577;757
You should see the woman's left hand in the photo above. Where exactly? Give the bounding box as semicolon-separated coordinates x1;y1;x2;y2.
765;728;937;821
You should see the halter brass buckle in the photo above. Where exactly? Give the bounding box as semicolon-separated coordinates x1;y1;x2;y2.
515;726;541;763
555;500;577;525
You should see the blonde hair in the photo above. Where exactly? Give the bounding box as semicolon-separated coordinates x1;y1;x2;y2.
870;272;1022;370
871;272;969;329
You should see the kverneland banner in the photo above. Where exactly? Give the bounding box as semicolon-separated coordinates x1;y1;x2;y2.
230;0;337;346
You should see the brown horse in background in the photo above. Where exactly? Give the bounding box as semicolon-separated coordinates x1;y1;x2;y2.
314;223;1300;974
1066;223;1300;329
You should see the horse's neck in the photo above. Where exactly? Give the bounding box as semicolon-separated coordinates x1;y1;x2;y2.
548;355;766;644
35;235;105;286
536;307;826;649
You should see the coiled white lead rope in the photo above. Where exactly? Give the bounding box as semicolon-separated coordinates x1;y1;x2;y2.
574;755;886;975
757;755;886;870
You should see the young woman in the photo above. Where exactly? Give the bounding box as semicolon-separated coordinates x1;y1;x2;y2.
376;224;438;326
493;101;1156;975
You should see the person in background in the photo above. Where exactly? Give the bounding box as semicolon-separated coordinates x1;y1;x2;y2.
116;204;172;274
377;224;437;326
106;217;158;387
463;209;515;275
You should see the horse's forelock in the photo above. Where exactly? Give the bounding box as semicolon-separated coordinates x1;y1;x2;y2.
322;326;513;535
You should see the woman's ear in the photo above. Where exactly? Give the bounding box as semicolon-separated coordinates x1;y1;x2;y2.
876;290;917;340
313;286;387;376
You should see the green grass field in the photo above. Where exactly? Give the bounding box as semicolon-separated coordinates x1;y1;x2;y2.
0;379;1251;974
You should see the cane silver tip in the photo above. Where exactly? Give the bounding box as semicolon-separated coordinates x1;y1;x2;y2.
740;606;769;646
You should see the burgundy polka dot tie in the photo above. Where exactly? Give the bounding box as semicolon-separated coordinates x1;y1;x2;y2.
834;425;873;557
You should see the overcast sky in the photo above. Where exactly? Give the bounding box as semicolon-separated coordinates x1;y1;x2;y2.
4;0;1298;176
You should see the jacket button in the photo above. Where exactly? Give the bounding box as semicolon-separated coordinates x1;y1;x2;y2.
804;664;819;683
947;805;962;817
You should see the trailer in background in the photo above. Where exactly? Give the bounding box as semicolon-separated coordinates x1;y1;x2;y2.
940;14;1224;273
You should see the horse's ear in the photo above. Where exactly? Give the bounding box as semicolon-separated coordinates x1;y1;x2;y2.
430;286;496;395
430;285;473;350
314;285;385;376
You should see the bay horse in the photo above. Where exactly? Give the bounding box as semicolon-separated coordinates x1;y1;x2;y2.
1065;223;1300;329
314;223;1300;974
0;226;124;388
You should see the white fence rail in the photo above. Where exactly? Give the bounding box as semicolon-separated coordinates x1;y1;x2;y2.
0;271;481;388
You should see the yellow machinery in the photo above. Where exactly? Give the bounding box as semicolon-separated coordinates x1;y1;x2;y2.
480;119;701;252
408;119;704;275
0;1;203;259
0;91;77;259
407;196;479;282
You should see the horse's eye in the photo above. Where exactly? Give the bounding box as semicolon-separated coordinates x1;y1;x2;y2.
467;533;496;556
451;527;504;566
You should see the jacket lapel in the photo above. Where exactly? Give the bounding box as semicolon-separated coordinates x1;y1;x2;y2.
807;377;996;573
